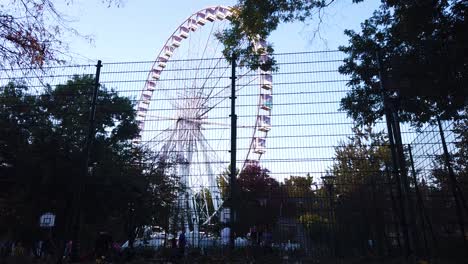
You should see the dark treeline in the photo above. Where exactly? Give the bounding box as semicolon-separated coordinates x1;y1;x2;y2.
0;75;180;259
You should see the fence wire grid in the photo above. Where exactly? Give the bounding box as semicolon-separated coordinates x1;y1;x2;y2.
0;51;467;262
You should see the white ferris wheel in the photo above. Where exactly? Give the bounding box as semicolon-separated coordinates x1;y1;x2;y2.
134;6;273;235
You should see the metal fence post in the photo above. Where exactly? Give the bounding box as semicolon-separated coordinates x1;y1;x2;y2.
408;144;433;257
70;60;102;262
390;101;419;256
376;51;413;258
437;117;467;249
229;53;237;250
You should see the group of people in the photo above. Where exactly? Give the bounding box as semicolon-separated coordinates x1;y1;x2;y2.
0;232;124;263
0;239;55;263
1;241;22;263
248;225;273;247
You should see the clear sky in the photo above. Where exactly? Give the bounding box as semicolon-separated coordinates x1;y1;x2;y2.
59;0;381;63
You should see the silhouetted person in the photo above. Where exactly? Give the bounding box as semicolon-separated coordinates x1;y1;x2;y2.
178;231;186;257
95;232;112;260
221;224;231;246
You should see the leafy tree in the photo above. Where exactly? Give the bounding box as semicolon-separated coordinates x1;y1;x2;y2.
330;126;390;195
194;188;216;224
428;115;468;213
0;75;179;253
283;174;315;198
217;164;239;200
298;213;329;237
281;174;317;218
339;0;468;126
236;164;281;234
217;0;364;68
221;0;466;125
125;155;181;247
413;119;468;256
0;0;122;70
327;126;392;255
452;115;468;201
452;112;468;175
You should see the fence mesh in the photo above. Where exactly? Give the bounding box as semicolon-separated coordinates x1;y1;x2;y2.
0;51;466;262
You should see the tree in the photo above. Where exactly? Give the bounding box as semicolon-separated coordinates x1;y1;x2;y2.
0;75;169;253
281;174;317;218
327;126;392;255
217;0;364;68
217;164;239;200
330;126;390;195
283;174;315;198
236;164;281;233
452;111;468;175
0;0;122;70
338;0;468;126
221;0;466;123
125;155;181;248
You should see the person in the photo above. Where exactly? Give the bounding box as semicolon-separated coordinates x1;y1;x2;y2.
178;231;186;257
170;237;177;249
258;226;264;246
0;239;11;264
220;224;231;246
95;232;112;261
169;236;178;262
10;241;27;263
34;240;43;260
262;228;272;248
11;242;24;257
63;240;72;262
249;226;258;246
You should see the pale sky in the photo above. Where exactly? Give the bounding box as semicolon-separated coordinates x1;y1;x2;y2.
59;0;381;63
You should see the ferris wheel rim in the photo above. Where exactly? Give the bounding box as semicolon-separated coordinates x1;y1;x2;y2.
136;5;273;227
136;6;272;166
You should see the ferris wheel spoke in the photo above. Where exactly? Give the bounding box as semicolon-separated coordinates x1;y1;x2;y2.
191;20;216;90
141;123;175;149
198;119;251;128
197;72;258;118
186;21;227;113
195;34;225;98
196;64;229;112
193;136;210;220
195;57;227;105
197;132;223;212
145;115;179;121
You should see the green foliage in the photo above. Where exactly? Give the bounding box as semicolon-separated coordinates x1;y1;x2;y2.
216;164;238;200
133;157;181;237
0;76;179;250
452;112;468;174
236;164;281;233
326;126;392;254
339;0;468;126
223;0;467;123
299;213;329;236
218;0;341;69
330;126;390;195
283;173;314;198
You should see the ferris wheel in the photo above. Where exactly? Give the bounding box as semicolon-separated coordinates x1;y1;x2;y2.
134;6;273;235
